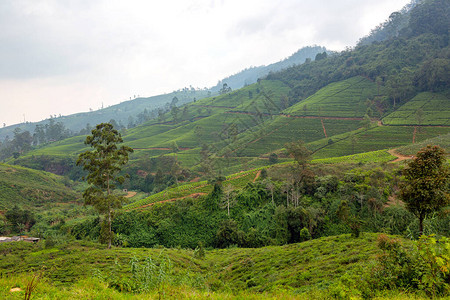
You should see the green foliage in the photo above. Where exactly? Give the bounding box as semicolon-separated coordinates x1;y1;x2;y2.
299;227;311;242
77;123;133;248
383;92;450;125
337;200;362;238
216;219;240;248
399;145;449;234
0;163;78;210
372;234;450;297
5;205;36;234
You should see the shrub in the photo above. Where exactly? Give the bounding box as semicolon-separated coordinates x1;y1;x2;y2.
371;234;450;297
299;227;311;242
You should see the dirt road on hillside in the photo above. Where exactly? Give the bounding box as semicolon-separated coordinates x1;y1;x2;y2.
388;149;414;163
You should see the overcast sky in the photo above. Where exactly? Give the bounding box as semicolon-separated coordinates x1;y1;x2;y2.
0;0;410;126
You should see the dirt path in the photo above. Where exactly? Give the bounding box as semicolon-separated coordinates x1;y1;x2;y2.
388;149;414;163
320;119;328;138
253;170;262;182
125;191;137;198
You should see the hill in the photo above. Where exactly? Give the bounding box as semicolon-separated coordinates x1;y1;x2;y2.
0;163;79;210
2;0;449;195
0;46;327;142
210;45;328;92
0;233;409;299
0;89;210;141
382;91;450;125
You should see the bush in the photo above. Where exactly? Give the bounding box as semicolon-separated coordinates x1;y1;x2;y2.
371;234;450;297
299;227;311;242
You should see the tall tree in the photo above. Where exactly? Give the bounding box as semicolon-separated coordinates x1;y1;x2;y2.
399;145;449;235
76;123;133;248
285;140;311;170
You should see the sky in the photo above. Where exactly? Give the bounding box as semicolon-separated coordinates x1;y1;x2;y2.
0;0;411;127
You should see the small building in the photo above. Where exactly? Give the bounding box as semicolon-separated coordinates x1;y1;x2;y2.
0;236;40;243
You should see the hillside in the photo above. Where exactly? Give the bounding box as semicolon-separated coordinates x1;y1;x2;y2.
210;45;328;92
0;163;79;210
0;89;210;141
382;91;450;125
7;0;447;181
0;233;405;299
0;46;327;142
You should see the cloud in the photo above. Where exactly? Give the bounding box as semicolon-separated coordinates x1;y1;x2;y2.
0;0;411;126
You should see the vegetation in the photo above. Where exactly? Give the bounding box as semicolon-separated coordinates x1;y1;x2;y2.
0;0;449;298
399;145;449;235
77;123;133;248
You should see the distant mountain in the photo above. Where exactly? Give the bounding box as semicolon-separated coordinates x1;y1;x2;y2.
0;46;327;141
15;0;449;177
210;46;328;92
0;89;209;141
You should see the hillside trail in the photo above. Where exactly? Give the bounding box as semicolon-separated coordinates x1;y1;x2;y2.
321;119;328;138
388;149;414;163
125;191;137;198
253;170;262;182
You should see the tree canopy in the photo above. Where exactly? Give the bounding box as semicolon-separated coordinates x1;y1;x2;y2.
399;145;449;235
76;123;133;248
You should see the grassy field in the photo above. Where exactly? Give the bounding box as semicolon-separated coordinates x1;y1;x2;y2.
0;233;424;299
395;133;450;156
13;75;449;183
0;163;79;210
283;76;379;118
125;169;260;210
382;92;450;126
312;125;450;159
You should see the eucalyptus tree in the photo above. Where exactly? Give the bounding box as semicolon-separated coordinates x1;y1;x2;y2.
77;123;133;248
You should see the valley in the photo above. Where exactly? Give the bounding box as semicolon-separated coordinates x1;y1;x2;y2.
0;0;449;298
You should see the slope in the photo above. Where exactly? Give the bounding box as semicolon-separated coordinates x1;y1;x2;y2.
210;45;328;92
0;89;209;140
221;76;378;157
0;233;391;297
382;91;450;125
0;163;79;210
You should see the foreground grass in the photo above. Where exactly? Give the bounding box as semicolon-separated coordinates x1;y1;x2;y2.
0;233;435;299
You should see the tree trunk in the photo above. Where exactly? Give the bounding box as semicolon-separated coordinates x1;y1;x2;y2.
419;216;424;236
107;175;112;249
108;209;112;249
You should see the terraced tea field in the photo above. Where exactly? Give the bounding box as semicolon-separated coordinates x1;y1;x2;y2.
313;125;450;158
284;76;379;118
383;92;450;126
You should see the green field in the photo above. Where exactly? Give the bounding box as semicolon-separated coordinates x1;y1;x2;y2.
14;74;449;181
0;233;415;299
0;163;79;210
284;76;379;118
312;125;450;159
395;133;450;156
125;169;260;209
383;92;450;126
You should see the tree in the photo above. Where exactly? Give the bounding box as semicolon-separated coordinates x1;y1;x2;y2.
5;205;36;233
285;140;311;169
219;83;232;94
399;145;449;236
76;123;133;248
337;200;362;238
